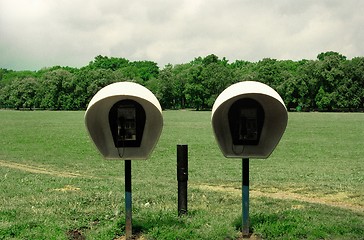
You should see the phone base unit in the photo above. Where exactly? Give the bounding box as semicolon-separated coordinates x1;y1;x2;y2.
85;82;163;160
211;81;288;159
108;99;146;148
228;98;264;146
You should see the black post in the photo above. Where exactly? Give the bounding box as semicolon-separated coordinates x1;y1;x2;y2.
242;158;250;236
125;160;132;239
177;144;188;216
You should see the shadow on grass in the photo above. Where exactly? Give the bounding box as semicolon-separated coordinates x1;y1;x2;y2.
115;210;197;239
233;209;364;239
233;213;298;239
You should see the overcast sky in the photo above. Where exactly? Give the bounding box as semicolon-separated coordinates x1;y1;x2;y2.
1;0;363;70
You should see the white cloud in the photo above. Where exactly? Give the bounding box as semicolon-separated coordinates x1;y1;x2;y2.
1;0;363;70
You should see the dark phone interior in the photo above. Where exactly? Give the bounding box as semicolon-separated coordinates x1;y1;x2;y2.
109;100;146;148
228;98;264;145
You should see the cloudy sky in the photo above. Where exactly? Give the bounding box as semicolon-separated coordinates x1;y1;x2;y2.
1;0;363;70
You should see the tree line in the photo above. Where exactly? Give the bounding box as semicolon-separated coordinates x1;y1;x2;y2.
0;52;363;111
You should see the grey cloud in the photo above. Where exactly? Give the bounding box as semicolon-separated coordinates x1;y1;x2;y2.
1;0;363;70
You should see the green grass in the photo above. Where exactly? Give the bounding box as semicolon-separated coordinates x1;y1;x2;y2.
0;110;363;239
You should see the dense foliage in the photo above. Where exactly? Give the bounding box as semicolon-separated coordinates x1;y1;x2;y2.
1;52;363;111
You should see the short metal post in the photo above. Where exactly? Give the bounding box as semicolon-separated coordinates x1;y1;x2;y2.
125;160;132;239
242;158;250;236
177;144;188;216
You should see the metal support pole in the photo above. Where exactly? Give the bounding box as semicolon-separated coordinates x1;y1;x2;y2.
177;144;188;216
125;160;132;239
242;158;250;236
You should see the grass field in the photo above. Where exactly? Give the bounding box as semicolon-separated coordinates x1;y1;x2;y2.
0;110;363;239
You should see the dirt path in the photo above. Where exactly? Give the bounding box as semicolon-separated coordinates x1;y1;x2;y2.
193;184;364;214
0;160;87;178
1;160;362;213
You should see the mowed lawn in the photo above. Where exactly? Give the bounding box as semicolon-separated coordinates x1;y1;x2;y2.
0;110;363;239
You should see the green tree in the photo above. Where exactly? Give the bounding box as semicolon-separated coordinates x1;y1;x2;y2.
1;52;363;112
88;55;129;70
200;62;234;107
315;52;346;110
276;60;312;110
296;60;320;110
185;64;205;110
6;77;39;109
75;68;120;109
202;54;219;65
340;57;364;109
129;61;159;82
38;69;75;110
229;60;256;82
157;64;177;109
255;58;282;87
317;51;346;61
